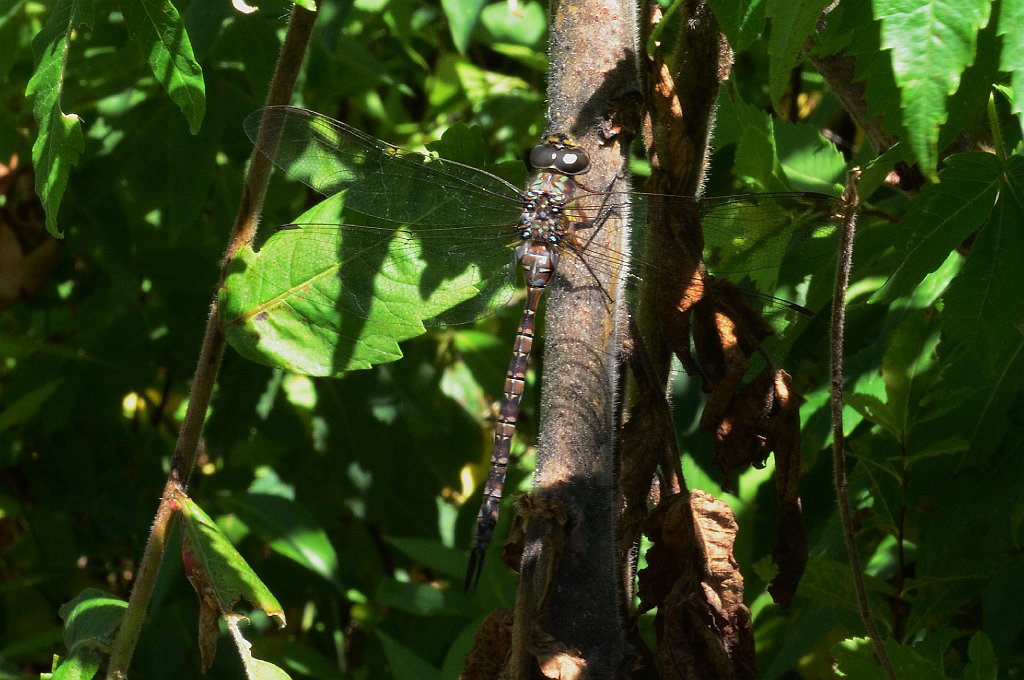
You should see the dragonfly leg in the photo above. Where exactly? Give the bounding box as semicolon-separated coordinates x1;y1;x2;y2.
566;175;627;303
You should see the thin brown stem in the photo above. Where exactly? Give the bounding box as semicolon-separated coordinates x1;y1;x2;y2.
104;8;317;678
830;169;895;680
892;455;909;640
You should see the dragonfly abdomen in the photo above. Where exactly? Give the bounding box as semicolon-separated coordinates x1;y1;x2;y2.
467;243;556;587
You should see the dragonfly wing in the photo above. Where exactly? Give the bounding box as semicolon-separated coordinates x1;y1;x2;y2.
246;106;524;228
623;191;839;311
221;195;519;376
696;193;840;286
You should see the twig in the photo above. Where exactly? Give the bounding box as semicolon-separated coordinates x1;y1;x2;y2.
830;168;896;680
104;8;317;678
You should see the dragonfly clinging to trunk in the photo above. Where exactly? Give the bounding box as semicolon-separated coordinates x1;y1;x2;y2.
226;105;842;588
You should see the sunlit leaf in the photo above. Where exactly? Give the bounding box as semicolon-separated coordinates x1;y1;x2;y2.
997;0;1024;114
25;0;89;237
177;494;286;626
440;0;485;54
118;0;206;132
219;492;344;591
221;195;498;376
874;0;991;173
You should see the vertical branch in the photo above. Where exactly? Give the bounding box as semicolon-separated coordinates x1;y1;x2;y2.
830;170;897;680
104;8;316;679
509;0;640;676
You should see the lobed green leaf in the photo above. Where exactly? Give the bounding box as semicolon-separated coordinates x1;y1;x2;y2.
874;0;990;173
872;152;1003;303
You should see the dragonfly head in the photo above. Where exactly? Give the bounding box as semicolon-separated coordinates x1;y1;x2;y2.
528;132;591;175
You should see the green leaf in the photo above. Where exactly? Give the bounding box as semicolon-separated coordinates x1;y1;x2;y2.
707;0;767;51
225;617;294;680
118;0;206;133
942;157;1024;369
886;638;960;680
881;310;940;438
376;630;440;680
177;494;286;626
221;194;513;376
872;152;1002;303
376;579;475;617
964;632;998;680
386;536;467;579
59;589;128;649
799;557;891;618
997;0;1024;114
51;589;127;679
247;658;294;680
773;121;846;192
480;1;546;47
874;0;991;173
938;18;1000;155
766;0;831;104
833;638;889;679
51;646;104;679
836;0;905;142
835;637;947;679
717;94;791;192
440;0;485;54
0;380;63;434
848;309;941;438
25;0;89;237
454;60;533;107
426;123;490;170
933;334;1024;463
218;492;344;591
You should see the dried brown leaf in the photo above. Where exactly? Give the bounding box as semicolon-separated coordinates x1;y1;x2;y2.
637;492;755;679
459;608;513;680
532;630;588;679
764;372;808;607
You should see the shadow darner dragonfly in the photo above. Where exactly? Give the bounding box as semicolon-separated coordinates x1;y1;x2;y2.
230;105;841;587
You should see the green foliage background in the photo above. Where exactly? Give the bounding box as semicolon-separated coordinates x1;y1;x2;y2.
2;0;1023;678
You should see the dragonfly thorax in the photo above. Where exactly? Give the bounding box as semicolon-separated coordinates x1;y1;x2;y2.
518;175;578;245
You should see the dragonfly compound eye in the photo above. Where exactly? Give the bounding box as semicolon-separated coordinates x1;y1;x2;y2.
554;148;590;175
529;144;559;170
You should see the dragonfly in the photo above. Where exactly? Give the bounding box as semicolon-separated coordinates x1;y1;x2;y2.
231;105;842;588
